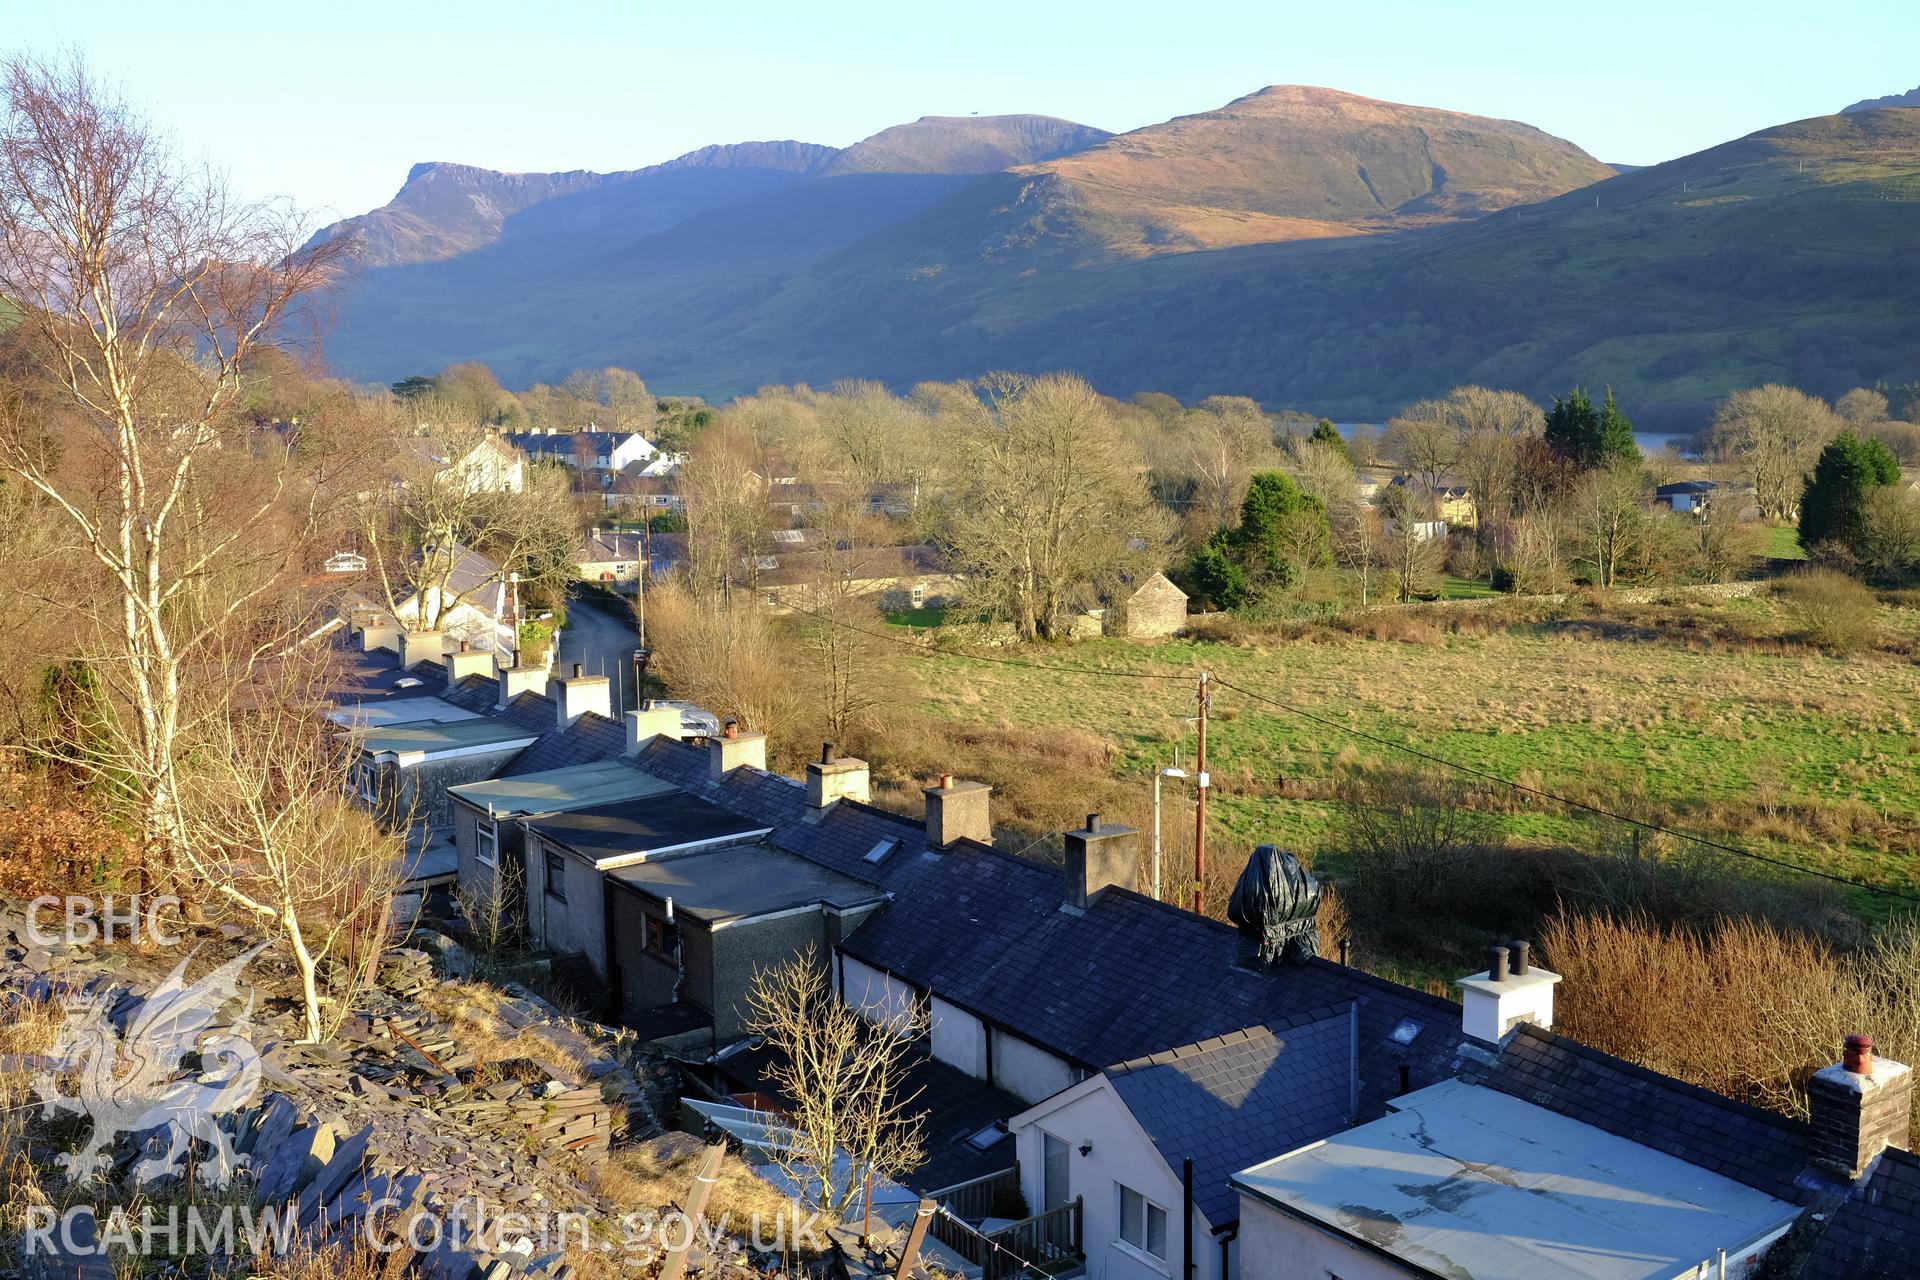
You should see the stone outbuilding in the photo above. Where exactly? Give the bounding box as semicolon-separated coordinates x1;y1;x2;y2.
1106;571;1189;639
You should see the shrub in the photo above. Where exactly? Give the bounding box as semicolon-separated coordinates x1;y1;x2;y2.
1543;911;1920;1125
1490;564;1520;594
1332;765;1496;910
1775;568;1880;652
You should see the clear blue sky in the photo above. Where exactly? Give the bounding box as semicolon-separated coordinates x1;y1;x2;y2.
15;1;1918;220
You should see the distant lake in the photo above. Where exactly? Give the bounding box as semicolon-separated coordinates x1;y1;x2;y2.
1331;423;1698;458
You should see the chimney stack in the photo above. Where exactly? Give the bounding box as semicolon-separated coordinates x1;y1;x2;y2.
1810;1035;1912;1180
401;630;444;670
807;742;870;809
708;726;767;780
923;777;992;849
359;622;401;655
556;664;612;727
445;643;493;688
1064;813;1139;910
625;701;685;753
497;656;547;709
1455;940;1560;1043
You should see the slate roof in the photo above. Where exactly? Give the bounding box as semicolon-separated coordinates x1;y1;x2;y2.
505;710;627;776
1474;1024;1813;1204
628;738;936;889
1101;1005;1355;1227
1801;1147;1920;1279
837;840;1464;1117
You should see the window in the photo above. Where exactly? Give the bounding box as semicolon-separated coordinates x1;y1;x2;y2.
1118;1185;1168;1262
1041;1134;1070;1213
644;915;669;956
355;759;378;804
476;818;497;868
544;851;567;901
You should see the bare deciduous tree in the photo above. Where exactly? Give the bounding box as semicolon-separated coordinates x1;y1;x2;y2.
647;582;802;747
1710;385;1839;521
359;428;580;645
1572;461;1653;588
178;647;404;1042
1377;483;1443;601
679;418;775;599
0;54;348;880
746;949;927;1221
1448;387;1544;535
1184;395;1270;530
1384;398;1458;497
948;373;1170;640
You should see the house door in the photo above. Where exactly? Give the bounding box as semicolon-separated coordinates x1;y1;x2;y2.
1041;1133;1070;1213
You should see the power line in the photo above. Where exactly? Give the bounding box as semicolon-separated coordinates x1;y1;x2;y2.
775;598;1920;905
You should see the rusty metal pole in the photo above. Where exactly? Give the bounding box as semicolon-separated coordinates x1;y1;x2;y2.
892;1199;937;1280
1194;672;1210;915
660;1141;726;1280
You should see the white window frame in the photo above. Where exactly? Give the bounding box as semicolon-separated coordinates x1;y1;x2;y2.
355;758;378;804
476;817;498;868
1116;1183;1170;1268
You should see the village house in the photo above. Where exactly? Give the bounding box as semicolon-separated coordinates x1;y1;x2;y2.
1655;477;1760;516
1231;1013;1908;1280
505;425;658;475
1389;474;1475;526
757;544;960;612
605;474;685;517
385;542;521;656
326;631;543;838
574;527;648;585
409;432;525;495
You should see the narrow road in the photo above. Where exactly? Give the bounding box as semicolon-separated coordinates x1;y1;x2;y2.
555;595;642;714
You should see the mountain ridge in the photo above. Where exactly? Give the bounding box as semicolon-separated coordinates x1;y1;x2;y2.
1843;85;1920;113
309;90;1920;424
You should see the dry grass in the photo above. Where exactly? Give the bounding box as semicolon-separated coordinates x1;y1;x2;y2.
218;1239;413;1280
1543;911;1920;1123
1;991;64;1259
584;1134;817;1256
411;979;596;1086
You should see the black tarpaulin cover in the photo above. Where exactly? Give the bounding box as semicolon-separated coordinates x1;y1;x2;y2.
1226;843;1321;966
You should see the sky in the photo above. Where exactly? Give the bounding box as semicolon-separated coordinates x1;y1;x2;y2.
13;0;1919;222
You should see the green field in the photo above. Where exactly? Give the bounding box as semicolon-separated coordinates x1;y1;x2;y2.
895;592;1920;904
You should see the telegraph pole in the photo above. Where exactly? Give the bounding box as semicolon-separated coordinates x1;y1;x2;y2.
1193;671;1211;915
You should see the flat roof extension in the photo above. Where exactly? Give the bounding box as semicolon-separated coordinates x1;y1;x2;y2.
1232;1078;1801;1280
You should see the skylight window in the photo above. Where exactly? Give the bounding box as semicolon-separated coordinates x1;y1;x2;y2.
864;838;899;865
1389;1019;1423;1046
394;677;423;689
965;1123;1009;1150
